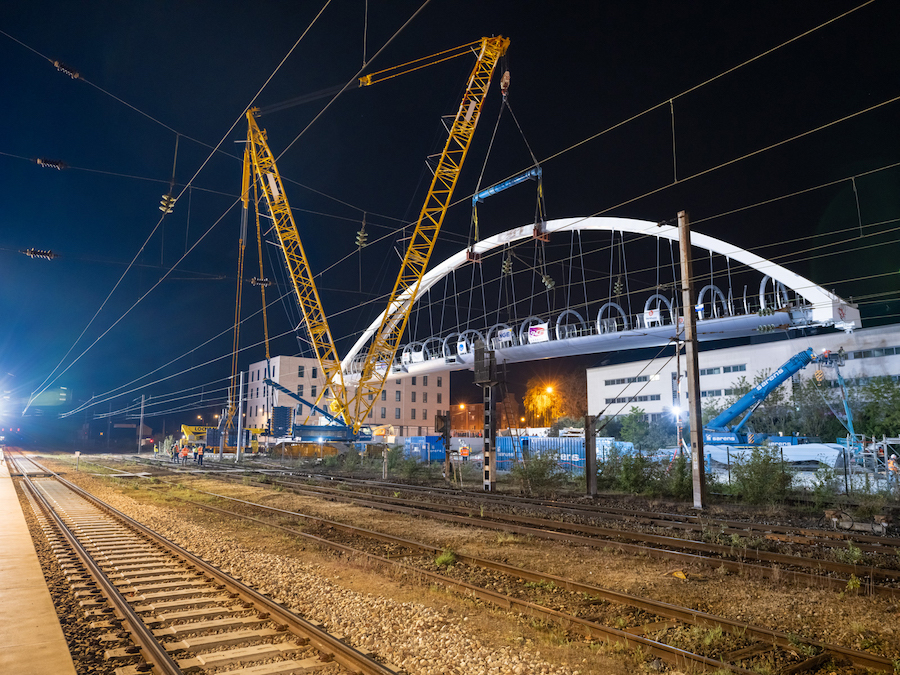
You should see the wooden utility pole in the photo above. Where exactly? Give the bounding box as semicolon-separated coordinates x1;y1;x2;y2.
677;211;706;509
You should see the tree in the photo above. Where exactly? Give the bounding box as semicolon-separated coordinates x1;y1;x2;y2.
524;377;562;426
791;376;843;440
557;371;588;418
619;406;649;449
857;376;900;439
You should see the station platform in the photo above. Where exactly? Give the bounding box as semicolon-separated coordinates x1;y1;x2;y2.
0;451;77;675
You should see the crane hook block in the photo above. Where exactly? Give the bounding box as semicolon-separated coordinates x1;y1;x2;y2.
500;70;510;98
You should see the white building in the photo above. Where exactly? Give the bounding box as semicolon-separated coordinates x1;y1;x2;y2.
587;325;900;422
245;355;451;436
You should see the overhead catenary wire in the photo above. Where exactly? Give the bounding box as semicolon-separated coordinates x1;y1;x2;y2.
33;1;892;422
24;0;337;413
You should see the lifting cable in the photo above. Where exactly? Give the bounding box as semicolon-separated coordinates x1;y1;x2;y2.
469;95;506;249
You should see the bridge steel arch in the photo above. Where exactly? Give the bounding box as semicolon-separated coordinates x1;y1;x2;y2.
342;217;859;373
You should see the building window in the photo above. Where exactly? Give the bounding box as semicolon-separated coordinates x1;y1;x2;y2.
297;385;304;397
604;394;661;404
411;409;416;420
381;390;387;401
423;392;428;403
437;376;442;387
422;409;427;420
395;408;401;419
724;387;750;396
423;376;428;386
723;364;746;373
604;375;650;386
381;407;386;419
311;385;317;398
312;367;318;379
297;404;303;416
298;365;305;377
368;409;373;418
437;393;442;404
395;391;401;402
396;379;401;384
700;389;722;398
411;391;416;403
699;367;721;376
411;376;417;385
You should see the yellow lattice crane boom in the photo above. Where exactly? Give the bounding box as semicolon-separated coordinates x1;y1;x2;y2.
241;36;508;435
243;111;351;424
349;36;509;430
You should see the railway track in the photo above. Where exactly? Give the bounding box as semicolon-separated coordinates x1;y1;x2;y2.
187;468;900;597
35;452;900;673
136;473;898;674
8;452;398;675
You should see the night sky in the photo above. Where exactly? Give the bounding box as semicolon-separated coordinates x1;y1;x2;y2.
1;1;898;427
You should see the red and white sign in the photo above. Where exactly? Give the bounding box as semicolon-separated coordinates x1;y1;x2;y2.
528;323;549;344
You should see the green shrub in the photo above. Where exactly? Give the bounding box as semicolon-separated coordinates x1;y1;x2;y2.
658;453;692;500
617;452;653;494
730;445;792;505
510;452;567;496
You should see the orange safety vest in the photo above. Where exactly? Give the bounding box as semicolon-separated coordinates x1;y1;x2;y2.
198;446;204;456
889;458;898;474
181;447;188;457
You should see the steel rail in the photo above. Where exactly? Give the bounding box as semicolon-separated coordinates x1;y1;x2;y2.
147;479;896;673
217;473;900;588
250;469;900;548
48;473;400;675
240;473;900;552
21;475;183;675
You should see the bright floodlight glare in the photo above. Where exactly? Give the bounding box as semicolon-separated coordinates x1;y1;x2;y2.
672;406;682;416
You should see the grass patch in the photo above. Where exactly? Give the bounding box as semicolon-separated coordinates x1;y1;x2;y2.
435;547;457;567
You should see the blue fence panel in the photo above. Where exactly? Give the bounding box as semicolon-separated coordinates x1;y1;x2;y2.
404;436;446;463
495;436;637;474
495;437;586;474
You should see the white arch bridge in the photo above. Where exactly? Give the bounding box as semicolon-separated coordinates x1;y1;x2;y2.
340;217;860;383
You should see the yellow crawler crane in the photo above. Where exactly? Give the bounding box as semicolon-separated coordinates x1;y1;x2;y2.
349;36;509;432
244;36;509;435
243;111;352;425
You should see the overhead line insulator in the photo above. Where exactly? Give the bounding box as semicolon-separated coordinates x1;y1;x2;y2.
355;229;368;248
53;60;80;79
36;158;66;170
21;248;59;260
159;194;176;214
542;274;555;290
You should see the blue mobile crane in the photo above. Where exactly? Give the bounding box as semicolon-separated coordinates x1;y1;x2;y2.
263;379;372;443
703;347;854;447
